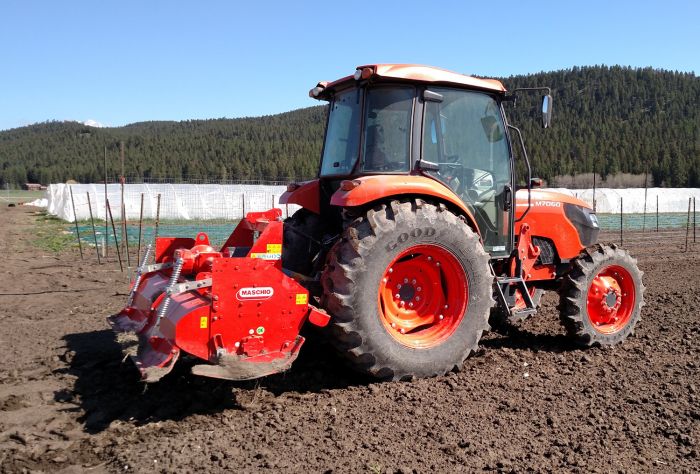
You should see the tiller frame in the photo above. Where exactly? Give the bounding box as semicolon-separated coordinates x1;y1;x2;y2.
108;208;330;382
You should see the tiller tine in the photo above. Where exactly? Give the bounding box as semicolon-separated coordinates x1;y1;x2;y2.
107;308;150;334
108;209;331;383
130;334;181;383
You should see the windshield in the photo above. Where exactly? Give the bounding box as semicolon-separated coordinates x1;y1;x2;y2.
319;86;414;177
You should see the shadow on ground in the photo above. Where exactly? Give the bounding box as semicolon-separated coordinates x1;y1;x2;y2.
59;328;367;433
482;322;581;353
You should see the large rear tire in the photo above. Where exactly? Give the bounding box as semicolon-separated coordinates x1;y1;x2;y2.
321;199;494;380
558;243;645;346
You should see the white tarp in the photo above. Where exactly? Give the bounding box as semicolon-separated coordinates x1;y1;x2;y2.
30;184;699;222
547;187;700;214
34;183;300;222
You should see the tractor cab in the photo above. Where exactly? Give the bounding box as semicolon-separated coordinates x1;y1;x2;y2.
307;64;530;257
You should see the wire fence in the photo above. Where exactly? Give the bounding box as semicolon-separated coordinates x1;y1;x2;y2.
53;179;699;273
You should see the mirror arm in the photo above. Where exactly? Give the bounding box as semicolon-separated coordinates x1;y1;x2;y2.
416;159;440;172
509;86;552;96
508;124;532;223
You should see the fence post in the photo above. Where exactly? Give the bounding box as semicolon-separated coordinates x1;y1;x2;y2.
619;197;623;246
69;186;84;259
592;162;596;212
106;198;123;272
642;185;648;232
686;197;691;252
86;192;101;264
241;193;246;218
694;197;696;244
656;195;659;232
137;193;144;264
104;145;109;257
122;188;131;268
154;193;162;253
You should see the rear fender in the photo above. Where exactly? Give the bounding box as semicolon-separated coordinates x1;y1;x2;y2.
279;179;320;214
330;175;480;236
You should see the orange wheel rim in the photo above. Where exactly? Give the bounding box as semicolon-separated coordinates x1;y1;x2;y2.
586;265;635;334
377;245;468;349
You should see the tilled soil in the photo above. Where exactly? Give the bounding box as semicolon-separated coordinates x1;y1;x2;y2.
0;205;698;473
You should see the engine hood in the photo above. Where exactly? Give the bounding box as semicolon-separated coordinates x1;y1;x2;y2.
515;189;593;211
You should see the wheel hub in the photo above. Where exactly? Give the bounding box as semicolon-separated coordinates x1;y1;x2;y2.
604;290;618;308
586;265;635;334
398;282;416;301
378;245;468;349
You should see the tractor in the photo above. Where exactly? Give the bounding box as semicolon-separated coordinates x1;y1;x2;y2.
109;64;644;382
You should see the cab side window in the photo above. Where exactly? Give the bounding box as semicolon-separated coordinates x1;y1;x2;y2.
422;88;511;253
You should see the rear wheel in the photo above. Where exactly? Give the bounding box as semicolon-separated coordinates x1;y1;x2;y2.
558;243;645;346
322;199;494;380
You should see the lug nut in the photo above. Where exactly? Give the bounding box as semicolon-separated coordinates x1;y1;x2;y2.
234;342;241;348
436;262;441;267
383;278;387;283
427;256;432;261
439;314;444;320
395;293;401;299
408;302;414;308
417;286;422;292
397;284;402;289
400;301;405;307
412;279;416;284
388;268;393;273
416;296;421;302
444;304;448;309
404;278;409;284
400;328;406;334
391;322;396;328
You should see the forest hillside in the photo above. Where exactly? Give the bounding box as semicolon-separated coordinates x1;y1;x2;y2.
1;65;698;187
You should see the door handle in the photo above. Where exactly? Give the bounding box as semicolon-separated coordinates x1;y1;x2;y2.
503;184;512;211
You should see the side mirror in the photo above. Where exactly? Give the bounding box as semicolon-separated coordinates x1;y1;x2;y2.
530;177;544;188
542;94;553;128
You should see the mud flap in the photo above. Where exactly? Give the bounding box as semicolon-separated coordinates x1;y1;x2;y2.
191;336;304;381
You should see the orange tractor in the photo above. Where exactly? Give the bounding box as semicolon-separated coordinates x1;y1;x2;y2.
110;64;644;382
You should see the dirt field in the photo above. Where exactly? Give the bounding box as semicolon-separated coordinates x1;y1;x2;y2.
1;204;698;473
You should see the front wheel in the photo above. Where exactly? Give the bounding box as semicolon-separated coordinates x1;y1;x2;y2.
558;243;645;346
321;200;494;380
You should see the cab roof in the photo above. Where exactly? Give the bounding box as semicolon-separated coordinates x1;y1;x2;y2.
313;64;506;98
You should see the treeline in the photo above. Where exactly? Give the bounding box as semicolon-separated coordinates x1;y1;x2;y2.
0;65;698;187
502;66;699;187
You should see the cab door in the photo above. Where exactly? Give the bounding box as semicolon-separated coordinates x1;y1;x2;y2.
421;88;513;257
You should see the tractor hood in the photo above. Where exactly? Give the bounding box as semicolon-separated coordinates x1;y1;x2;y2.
515;189;593;211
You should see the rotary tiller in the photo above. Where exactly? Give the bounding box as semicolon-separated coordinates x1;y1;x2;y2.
108;209;330;382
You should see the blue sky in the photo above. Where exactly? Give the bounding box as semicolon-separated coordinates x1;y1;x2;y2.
1;0;698;131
